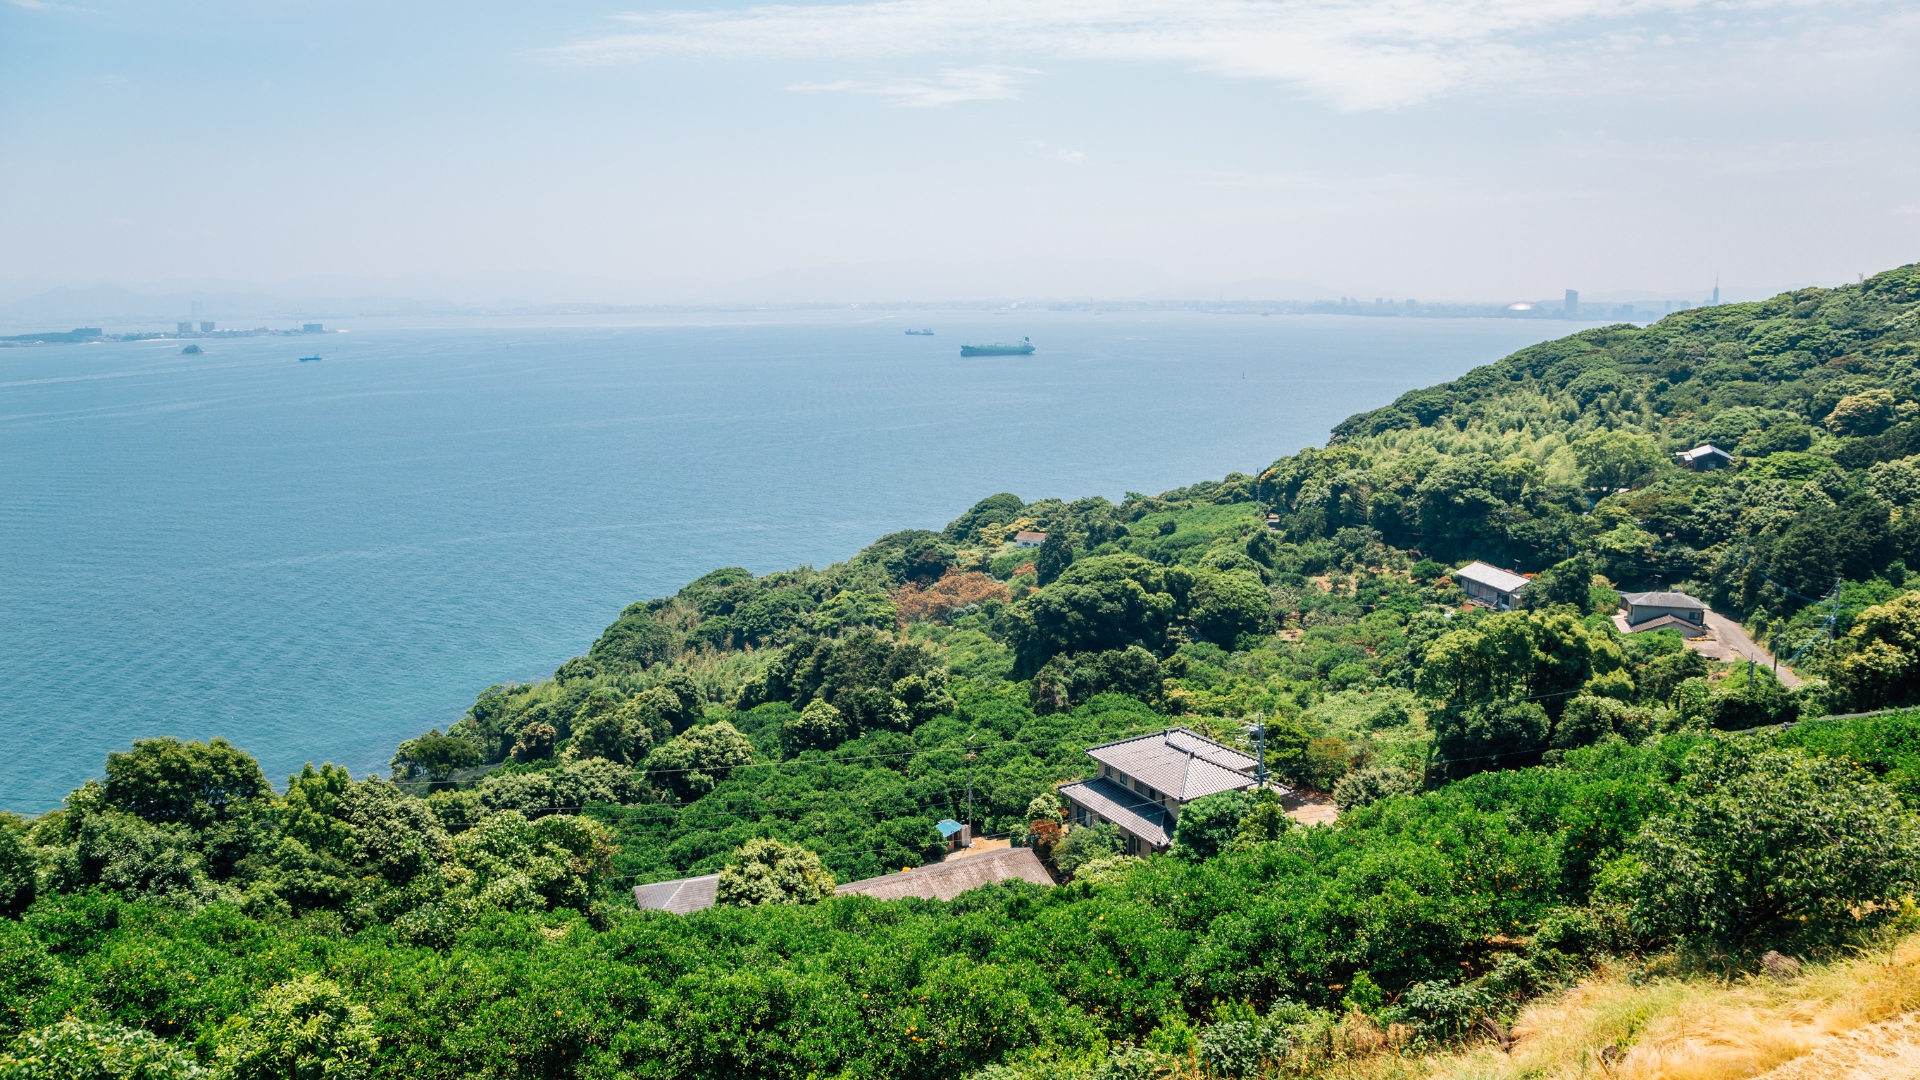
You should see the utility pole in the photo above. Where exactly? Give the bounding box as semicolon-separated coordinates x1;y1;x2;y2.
1246;715;1267;784
964;745;977;839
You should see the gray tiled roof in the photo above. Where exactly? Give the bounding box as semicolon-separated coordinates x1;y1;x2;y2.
1455;561;1529;594
632;873;720;914
1620;591;1707;609
1085;728;1259;802
1058;777;1175;847
836;846;1054;900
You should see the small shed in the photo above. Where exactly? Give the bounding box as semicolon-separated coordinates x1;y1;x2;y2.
836;847;1055;900
1454;561;1529;611
632;873;720;915
1620;590;1707;629
935;818;972;851
1013;530;1047;548
1675;445;1731;471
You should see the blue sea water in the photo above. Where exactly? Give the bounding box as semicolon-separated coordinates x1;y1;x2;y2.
1;311;1602;811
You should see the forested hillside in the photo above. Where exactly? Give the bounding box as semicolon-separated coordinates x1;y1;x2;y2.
6;266;1920;1080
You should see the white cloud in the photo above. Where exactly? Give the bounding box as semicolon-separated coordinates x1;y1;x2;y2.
790;65;1027;106
553;0;1904;111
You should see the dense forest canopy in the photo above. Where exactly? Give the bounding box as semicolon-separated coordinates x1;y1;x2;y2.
6;266;1920;1080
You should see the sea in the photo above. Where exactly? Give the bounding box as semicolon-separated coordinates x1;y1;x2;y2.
0;310;1606;812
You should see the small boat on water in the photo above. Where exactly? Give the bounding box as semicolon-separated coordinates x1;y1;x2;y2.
298;356;321;362
960;337;1034;357
905;328;934;336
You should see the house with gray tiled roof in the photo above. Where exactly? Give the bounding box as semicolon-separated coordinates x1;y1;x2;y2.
1057;728;1286;855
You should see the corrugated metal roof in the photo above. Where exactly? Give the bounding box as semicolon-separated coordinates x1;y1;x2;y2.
1678;444;1730;461
1455;561;1529;594
1058;777;1175;847
1620;613;1710;637
1621;591;1707;609
935;818;964;837
632;873;720;915
1085;727;1259;802
836;846;1054;900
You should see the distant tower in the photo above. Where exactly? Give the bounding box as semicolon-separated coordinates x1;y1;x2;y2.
1565;289;1579;317
1712;274;1719;307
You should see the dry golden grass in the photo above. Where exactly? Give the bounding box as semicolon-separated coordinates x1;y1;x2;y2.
1411;924;1920;1080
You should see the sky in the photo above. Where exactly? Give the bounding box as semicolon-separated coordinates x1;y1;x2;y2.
2;0;1917;303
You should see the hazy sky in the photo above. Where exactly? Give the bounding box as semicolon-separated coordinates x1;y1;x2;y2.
3;0;1916;301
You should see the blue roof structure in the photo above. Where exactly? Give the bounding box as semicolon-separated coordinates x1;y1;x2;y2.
935;818;965;837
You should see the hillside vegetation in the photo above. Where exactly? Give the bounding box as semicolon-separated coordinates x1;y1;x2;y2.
6;265;1920;1080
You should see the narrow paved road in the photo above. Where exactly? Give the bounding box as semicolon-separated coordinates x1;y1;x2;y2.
1699;610;1803;688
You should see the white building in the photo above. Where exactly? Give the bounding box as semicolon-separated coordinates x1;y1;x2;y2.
1013;530;1047;548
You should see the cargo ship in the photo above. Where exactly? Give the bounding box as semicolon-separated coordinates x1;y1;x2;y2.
960;337;1034;356
905;328;934;336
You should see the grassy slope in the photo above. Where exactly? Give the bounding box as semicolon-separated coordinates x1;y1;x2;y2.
1389;922;1920;1080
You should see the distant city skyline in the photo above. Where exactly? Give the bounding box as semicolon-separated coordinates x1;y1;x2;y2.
3;0;1915;300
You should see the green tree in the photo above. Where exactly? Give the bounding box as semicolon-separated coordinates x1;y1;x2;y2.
813;588;899;633
103;737;269;828
1550;694;1651;750
1831;591;1920;710
1825;388;1897;435
509;722;557;763
713;838;835;906
1027;646;1163;713
389;730;480;782
1187;569;1270;645
1430;700;1550;778
279;763;354;861
1170;790;1253;861
1033;533;1075;585
449;811;616;913
0;1019;206;1080
339;781;453;888
1630;740;1920;945
647;722;757;801
1418;610;1621;720
1571;431;1664;491
1416;612;1538;706
1024;791;1064;824
587;605;680;669
1053;822;1125;876
213;975;379;1080
780;699;848;755
0;828;34;918
1005;555;1190;675
572;691;673;765
1524;555;1597;613
1230;788;1290;849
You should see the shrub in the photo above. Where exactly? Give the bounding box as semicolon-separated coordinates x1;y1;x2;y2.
212;975;378;1080
1053;823;1125;877
0;1019;207;1080
1171;790;1253;861
1332;766;1419;811
1631;739;1920;945
713;838;835;907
